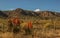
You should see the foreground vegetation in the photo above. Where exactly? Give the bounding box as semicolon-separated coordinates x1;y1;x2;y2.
0;17;60;38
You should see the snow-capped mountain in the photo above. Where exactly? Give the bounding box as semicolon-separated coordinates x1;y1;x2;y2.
34;9;40;12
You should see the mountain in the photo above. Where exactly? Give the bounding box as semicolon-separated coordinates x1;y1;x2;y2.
0;11;8;18
0;8;60;19
35;11;56;17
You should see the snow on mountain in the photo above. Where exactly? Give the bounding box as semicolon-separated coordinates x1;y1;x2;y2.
34;9;41;12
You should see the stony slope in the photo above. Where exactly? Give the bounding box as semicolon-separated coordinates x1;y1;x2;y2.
0;8;60;19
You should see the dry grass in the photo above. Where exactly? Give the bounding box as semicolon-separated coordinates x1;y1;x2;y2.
0;18;60;38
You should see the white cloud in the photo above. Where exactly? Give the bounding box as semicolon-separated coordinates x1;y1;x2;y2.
34;9;40;12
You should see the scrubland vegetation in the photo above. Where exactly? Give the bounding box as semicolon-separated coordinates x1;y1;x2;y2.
0;17;60;38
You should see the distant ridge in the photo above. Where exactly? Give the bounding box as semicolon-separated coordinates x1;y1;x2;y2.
0;8;60;19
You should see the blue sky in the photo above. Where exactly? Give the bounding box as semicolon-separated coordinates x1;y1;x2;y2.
0;0;60;12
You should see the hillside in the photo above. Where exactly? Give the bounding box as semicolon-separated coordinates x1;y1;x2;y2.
0;11;8;18
0;8;60;19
